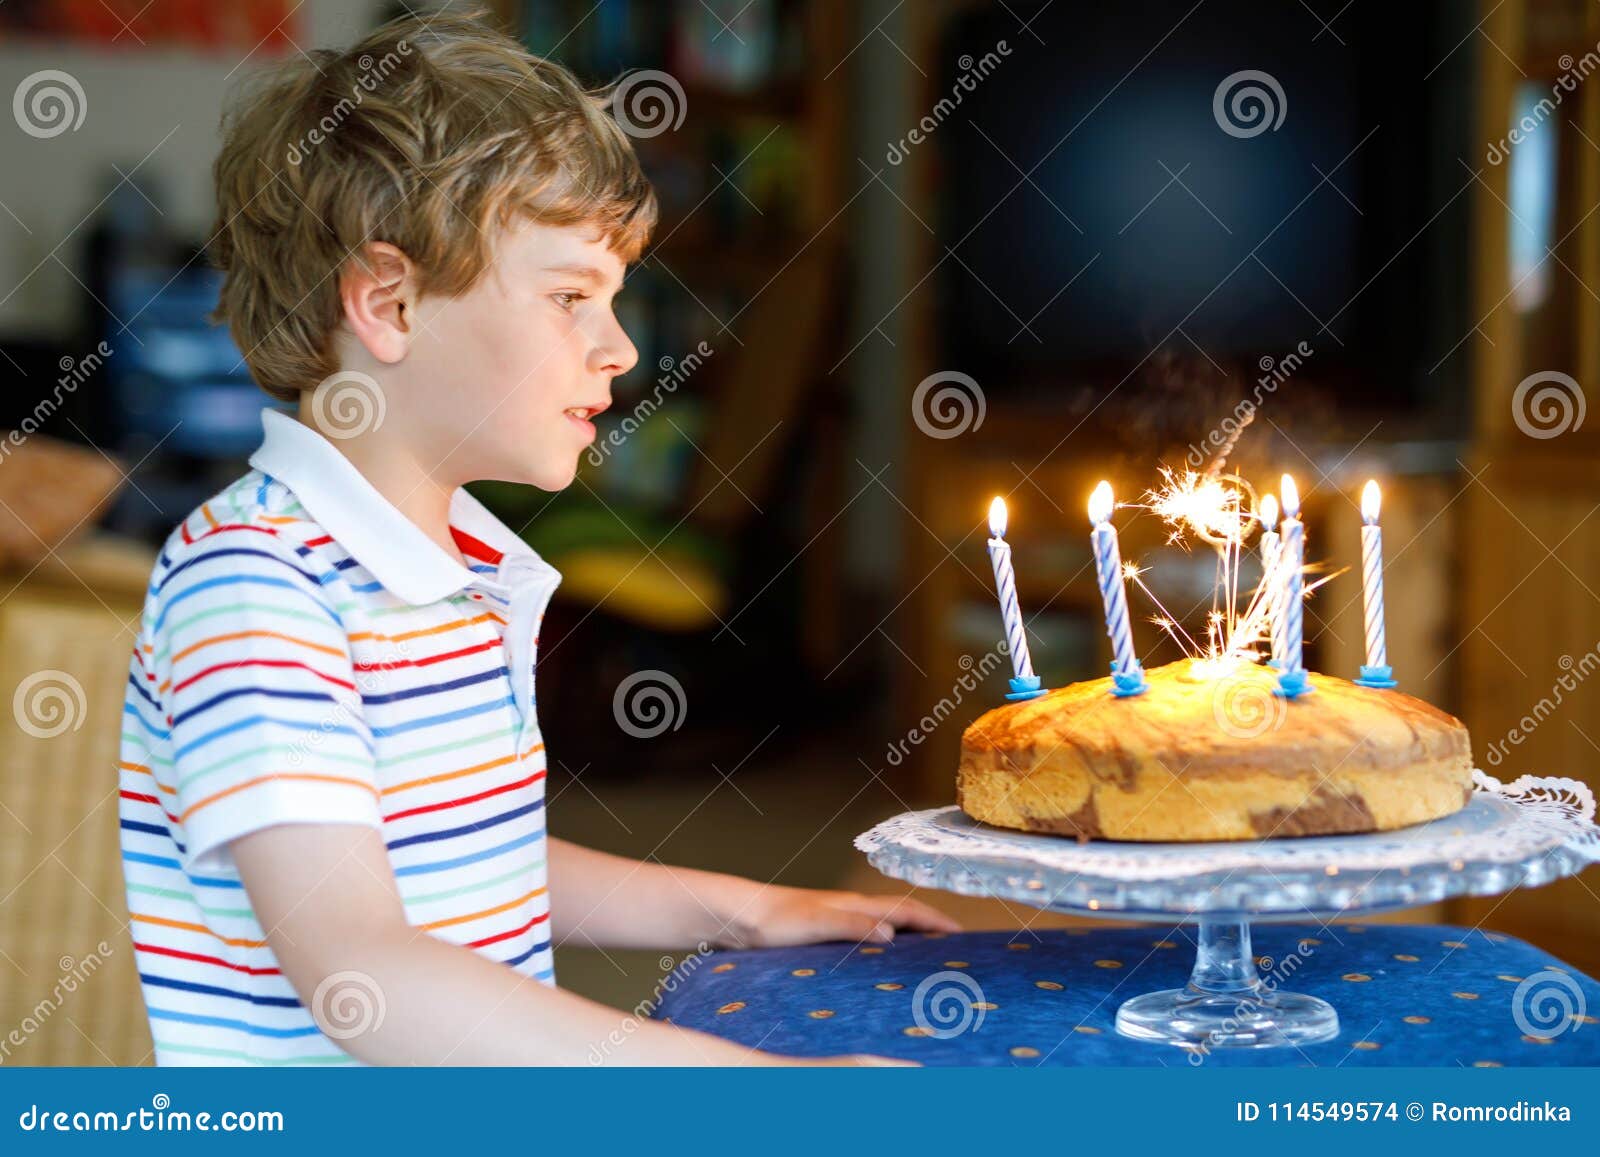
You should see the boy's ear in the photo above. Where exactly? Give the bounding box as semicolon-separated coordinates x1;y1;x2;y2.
339;242;416;365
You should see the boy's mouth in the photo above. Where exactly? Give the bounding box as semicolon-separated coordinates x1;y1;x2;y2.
563;401;608;441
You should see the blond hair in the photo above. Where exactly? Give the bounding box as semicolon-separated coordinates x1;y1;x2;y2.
211;10;656;401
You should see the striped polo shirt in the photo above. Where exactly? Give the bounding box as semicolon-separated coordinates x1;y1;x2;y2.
119;409;562;1066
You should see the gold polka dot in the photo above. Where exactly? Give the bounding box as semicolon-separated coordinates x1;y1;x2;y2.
1152;940;1177;949
790;968;816;977
1342;973;1371;982
1452;992;1479;1000
1403;1016;1430;1024
716;1001;746;1015
1441;940;1468;949
1497;974;1523;983
1521;1034;1553;1045
1300;937;1322;947
874;982;904;991
972;1001;998;1010
1035;980;1064;990
903;1026;930;1037
712;963;736;973
1093;959;1122;969
1392;954;1419;962
808;1009;835;1019
1006;942;1031;951
859;947;884;955
943;960;969;968
1352;1041;1380;1051
1547;966;1569;975
1576;1015;1598;1025
1073;1025;1101;1035
1472;1060;1502;1068
1009;1046;1040;1058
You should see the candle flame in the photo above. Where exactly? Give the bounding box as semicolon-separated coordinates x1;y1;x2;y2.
1088;480;1114;526
1280;473;1301;519
1361;479;1381;525
988;495;1008;538
1260;493;1279;528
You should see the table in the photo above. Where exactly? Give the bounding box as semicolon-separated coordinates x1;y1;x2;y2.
652;925;1600;1066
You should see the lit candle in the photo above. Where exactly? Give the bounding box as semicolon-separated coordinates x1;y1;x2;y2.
987;498;1046;701
1355;480;1397;688
1089;481;1147;697
1274;474;1311;698
1260;489;1286;668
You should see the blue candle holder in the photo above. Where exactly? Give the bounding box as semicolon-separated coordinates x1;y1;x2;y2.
1355;664;1397;689
1273;667;1312;699
1109;659;1148;698
1005;675;1047;701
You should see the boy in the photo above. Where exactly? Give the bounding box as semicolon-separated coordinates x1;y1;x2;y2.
118;10;955;1066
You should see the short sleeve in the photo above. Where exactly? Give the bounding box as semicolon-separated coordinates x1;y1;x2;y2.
152;527;381;875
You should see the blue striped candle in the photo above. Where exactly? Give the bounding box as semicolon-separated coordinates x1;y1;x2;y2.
1259;493;1283;666
987;497;1035;681
1088;482;1143;694
1275;473;1310;698
1354;480;1396;688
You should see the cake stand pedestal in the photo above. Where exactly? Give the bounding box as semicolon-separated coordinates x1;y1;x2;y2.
855;772;1600;1052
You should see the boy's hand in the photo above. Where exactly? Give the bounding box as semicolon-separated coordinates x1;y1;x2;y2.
725;884;961;949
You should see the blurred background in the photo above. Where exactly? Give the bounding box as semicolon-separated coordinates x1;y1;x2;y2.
1;0;1597;1063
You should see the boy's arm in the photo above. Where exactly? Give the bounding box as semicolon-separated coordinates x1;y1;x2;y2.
547;837;959;952
233;823;891;1066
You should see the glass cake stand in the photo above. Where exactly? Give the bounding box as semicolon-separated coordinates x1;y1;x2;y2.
854;772;1600;1051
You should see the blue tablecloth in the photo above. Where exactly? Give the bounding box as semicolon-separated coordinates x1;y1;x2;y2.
652;924;1600;1066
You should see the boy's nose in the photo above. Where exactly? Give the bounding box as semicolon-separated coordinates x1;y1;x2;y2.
590;323;638;379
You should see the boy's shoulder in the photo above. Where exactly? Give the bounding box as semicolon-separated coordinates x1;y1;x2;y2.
147;467;333;610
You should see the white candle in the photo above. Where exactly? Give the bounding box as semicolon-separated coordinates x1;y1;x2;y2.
1088;481;1142;688
1359;480;1391;680
1259;493;1282;666
1278;474;1306;678
986;497;1035;681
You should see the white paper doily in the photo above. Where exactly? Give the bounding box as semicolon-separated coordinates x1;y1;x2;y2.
856;772;1600;920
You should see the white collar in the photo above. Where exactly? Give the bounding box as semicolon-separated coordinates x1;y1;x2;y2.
248;409;559;605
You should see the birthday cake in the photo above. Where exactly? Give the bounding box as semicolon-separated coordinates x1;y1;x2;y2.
956;657;1474;842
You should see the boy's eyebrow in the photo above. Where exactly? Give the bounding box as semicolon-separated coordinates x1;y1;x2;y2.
539;262;612;286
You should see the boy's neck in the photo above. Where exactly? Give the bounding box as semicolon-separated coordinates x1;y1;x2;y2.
294;399;467;568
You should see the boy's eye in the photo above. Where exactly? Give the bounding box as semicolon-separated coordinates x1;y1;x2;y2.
552;291;586;310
